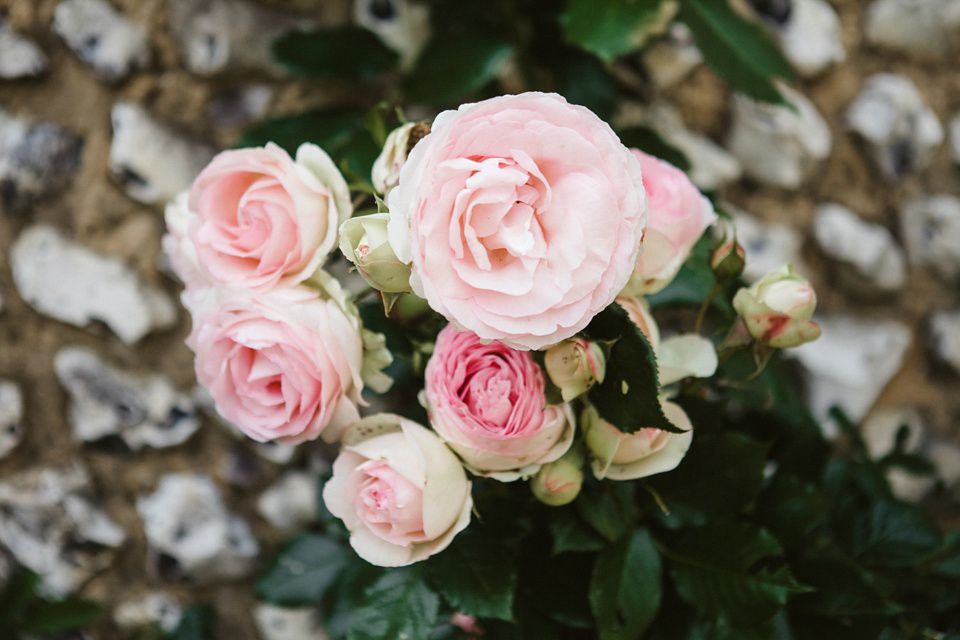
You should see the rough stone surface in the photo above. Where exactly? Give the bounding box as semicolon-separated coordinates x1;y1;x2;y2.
900;195;960;283
255;604;328;640
54;345;201;450
846;73;944;179
865;0;960;60
0;109;83;213
354;0;430;71
10;224;177;344
930;309;960;375
109;101;216;205
0;379;24;460
728;206;805;282
113;592;183;633
641;23;703;91
0;21;47;79
0;465;125;596
759;0;845;77
52;0;150;82
257;470;318;534
727;85;832;189
812;202;907;293
136;473;259;584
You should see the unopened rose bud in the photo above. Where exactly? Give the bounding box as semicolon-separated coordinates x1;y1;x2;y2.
710;236;746;282
371;121;430;196
339;213;412;293
732;263;822;348
544;339;606;402
530;446;584;506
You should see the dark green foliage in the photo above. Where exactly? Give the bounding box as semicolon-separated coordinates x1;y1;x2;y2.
0;569;103;639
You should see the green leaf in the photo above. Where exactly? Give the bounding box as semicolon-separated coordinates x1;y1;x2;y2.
590;528;662;640
167;606;216;640
617;126;691;172
256;534;349;606
237;108;364;156
21;598;103;634
557;49;619;122
789;555;902;618
668;522;809;625
271;27;398;79
754;474;826;550
561;0;667;62
322;561;382;640
404;27;514;103
646;234;719;310
678;0;793;104
425;527;517;621
585;303;683;434
576;482;636;541
0;569;41;630
549;507;607;555
851;500;943;568
348;569;440;640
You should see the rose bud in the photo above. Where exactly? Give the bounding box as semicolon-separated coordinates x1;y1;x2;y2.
544;338;606;402
530;445;584;506
732;263;822;348
710;223;746;283
582;402;693;481
371;121;429;196
322;413;473;567
339;213;412;293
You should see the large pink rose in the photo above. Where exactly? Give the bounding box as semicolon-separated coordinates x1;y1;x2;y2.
627;150;716;295
323;414;473;567
181;142;351;291
388;92;647;350
188;287;363;444
423;325;574;480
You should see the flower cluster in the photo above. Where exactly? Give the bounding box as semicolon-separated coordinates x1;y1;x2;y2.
166;92;821;569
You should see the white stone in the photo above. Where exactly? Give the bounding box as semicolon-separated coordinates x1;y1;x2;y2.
765;0;845;77
641;23;703;90
208;84;273;130
114;592;183;632
53;0;150;82
930;309;960;374
0;21;47;79
109;102;215;205
615;101;742;191
727;85;832;189
255;604;328;640
10;225;176;344
727;206;805;282
354;0;430;71
0;380;24;459
949;114;960;165
846;74;944;179
137;473;259;584
0;466;125;596
866;0;960;59
257;471;318;534
0;109;83;213
861;408;935;501
791;315;912;426
168;0;304;76
900;195;960;283
54;346;201;450
813;203;907;292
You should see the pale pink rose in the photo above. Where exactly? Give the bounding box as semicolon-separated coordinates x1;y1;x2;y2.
424;325;574;480
188;287;363;445
183;142;350;291
323;414;473;567
388;92;647;350
627;150;717;295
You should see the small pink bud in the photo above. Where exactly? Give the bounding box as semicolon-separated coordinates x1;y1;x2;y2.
732;264;821;348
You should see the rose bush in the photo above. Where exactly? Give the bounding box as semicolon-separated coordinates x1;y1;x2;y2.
323;414;473;567
187;286;363;444
423;325;574;479
387;92;647;350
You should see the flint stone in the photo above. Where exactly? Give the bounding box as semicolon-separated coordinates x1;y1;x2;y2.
0;379;24;459
109;102;215;205
641;23;703;90
792;315;912;426
0;21;47;79
0;466;125;596
930;309;960;374
11;225;176;344
727;85;831;188
866;0;960;59
0;109;83;213
257;471;318;534
813;203;907;293
137;473;259;584
255;604;328;640
208;84;273;130
949;114;960;165
760;0;845;77
846;74;943;179
728;207;805;282
354;0;430;71
53;0;150;82
900;195;960;283
168;0;305;76
54;346;200;450
114;592;183;632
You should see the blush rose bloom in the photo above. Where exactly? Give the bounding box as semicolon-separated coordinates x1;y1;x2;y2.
388;92;647;350
178;142;351;291
625;150;717;295
187;287;364;445
423;325;574;480
323;414;473;567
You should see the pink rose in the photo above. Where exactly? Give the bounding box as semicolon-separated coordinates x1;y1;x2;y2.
424;325;574;480
388;92;647;350
178;142;350;291
188;287;363;445
323;414;473;567
627;150;716;295
732;263;821;348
